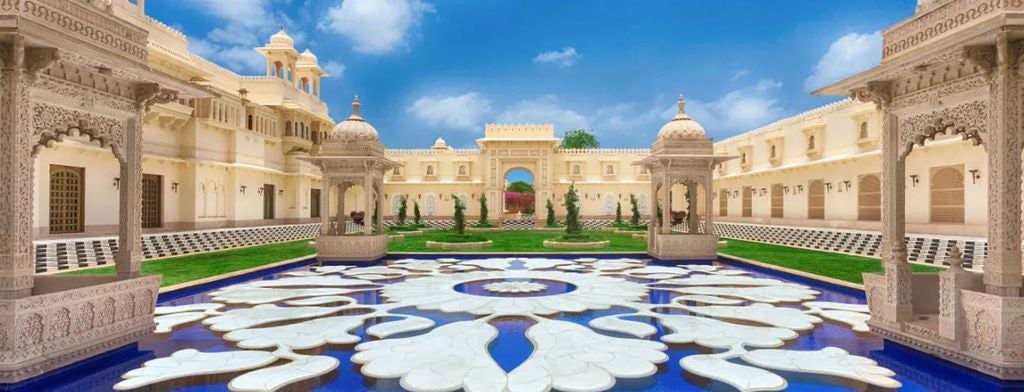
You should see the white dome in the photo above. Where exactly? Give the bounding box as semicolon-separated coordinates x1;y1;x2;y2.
431;137;448;149
330;96;379;141
269;29;294;47
657;96;706;140
299;49;318;64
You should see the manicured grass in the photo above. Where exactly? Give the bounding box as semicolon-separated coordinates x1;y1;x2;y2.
59;239;316;287
389;230;646;253
433;233;489;243
718;239;945;284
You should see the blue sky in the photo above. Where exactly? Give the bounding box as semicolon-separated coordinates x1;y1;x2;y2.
150;0;916;149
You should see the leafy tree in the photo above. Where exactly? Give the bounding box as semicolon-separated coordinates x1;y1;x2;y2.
479;194;489;225
506;181;534;193
413;201;421;225
560;129;599;149
453;194;466;235
629;194;640;225
563;183;582;234
615;200;623;224
546;198;557;227
397;195;408;225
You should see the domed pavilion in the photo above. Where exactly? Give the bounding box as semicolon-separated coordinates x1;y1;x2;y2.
636;96;735;260
302;97;400;261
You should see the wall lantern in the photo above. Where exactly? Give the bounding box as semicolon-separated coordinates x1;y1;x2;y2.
909;174;919;187
825;182;833;192
171;182;180;193
842;180;851;192
783;185;790;194
240;185;247;195
278;189;285;196
113;177;120;189
759;187;767;196
968;169;981;184
257;186;265;196
796;184;804;194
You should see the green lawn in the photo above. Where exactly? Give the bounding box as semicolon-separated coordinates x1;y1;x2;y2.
59;239;316;287
389;230;647;253
718;239;945;284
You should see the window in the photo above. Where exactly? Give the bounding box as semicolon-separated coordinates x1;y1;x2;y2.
807;135;816;150
247;115;253;130
808;180;825;219
458;165;467;176
770;145;776;158
931;166;965;223
426;165;435;176
771;184;783;218
142;174;162;229
718;189;728;217
263;184;276;220
859;122;869;139
49;165;84;234
858;174;881;221
393;166;401;175
742;186;752;217
741;153;747;164
310;189;321;218
572;165;580;175
606;165;614;175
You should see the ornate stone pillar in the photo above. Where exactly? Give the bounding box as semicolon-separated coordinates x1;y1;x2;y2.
375;176;385;234
319;177;331;235
363;173;372;235
704;175;714;233
336;183;346;235
687;180;699;234
879;95;914;322
648;176;658;249
661;168;671;234
984;33;1023;297
0;38;54;298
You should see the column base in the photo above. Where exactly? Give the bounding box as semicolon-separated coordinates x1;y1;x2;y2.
315;234;389;262
0;274;161;383
649;233;719;261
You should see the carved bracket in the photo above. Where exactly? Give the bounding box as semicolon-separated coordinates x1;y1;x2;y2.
962;45;996;77
850;81;893;110
134;83;179;112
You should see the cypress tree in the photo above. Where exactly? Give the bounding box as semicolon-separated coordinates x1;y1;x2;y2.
413;201;421;225
397;195;407;225
479;194;489;225
453;195;466;234
563;183;582;235
629;194;640;225
615;200;623;224
546;198;557;227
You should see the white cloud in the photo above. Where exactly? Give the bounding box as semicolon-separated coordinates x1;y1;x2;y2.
408;92;492;131
805;31;882;90
730;69;749;82
685;79;789;136
533;47;580;67
320;0;433;54
322;61;346;78
496;95;589;133
183;0;284;74
189;37;266;72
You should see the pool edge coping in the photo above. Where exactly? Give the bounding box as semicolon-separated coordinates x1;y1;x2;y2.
158;254;318;294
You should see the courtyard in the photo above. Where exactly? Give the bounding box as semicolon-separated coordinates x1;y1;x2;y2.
3;0;1024;391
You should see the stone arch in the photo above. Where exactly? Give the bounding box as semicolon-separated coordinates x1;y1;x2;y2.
31;114;127;163
897;101;986;160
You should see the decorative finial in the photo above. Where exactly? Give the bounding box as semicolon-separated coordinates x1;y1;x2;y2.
677;95;686;114
352;95;361;116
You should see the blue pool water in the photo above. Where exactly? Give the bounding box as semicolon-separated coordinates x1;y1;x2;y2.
13;255;1024;392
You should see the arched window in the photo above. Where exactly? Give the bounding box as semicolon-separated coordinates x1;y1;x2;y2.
606;165;614;175
285;121;293;136
247;115;253;130
572;165;580;175
741;153;747;164
274;61;283;78
807;135;816;150
770;145;776;158
858;174;881;221
426;165;434;176
458;165;467;176
808;180;825;219
931;166;965;223
860;122;869;139
771;183;783;218
742;186;752;217
393;166;401;175
718;189;728;217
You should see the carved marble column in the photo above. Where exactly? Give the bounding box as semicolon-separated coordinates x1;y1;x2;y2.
319;177;330;235
0;39;50;299
336;182;347;235
648;177;658;249
375;176;385;234
687;181;699;234
880;107;914;322
984;33;1023;297
363;173;373;235
704;175;714;234
661;168;671;234
115;112;145;278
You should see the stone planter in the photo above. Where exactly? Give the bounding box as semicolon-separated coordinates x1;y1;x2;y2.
466;227;504;233
632;233;647;239
542;239;610;249
425;240;493;250
316;234;389;262
533;227;565;232
390;230;423;236
388;234;405;243
614;229;647;235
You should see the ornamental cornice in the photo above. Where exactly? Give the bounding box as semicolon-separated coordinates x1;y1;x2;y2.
0;0;149;64
882;0;1024;61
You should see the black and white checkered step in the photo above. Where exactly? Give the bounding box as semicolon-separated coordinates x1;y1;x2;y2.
713;222;986;270
34;223;321;273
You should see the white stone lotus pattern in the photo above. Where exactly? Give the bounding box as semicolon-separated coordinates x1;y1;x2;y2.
121;257;897;392
482;281;548;293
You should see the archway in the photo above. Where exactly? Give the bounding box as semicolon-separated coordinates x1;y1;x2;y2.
503;168;535;220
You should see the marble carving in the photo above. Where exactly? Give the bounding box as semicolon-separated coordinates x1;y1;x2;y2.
117;257;898;392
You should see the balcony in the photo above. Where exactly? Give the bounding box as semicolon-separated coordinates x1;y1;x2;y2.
240;77;329;118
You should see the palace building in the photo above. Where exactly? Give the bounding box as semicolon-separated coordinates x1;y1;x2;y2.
28;0;991;270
